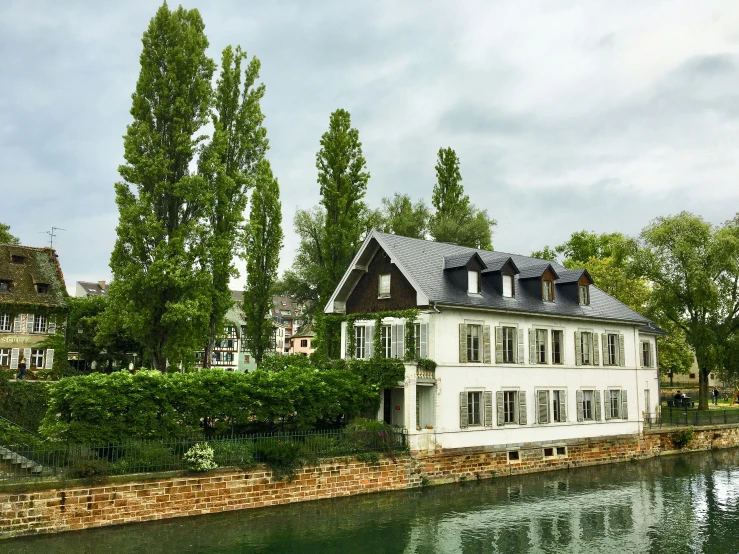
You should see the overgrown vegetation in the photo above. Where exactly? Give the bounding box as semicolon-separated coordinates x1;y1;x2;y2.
0;380;50;433
672;428;695;449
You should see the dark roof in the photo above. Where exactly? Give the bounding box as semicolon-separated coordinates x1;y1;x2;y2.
555;269;593;284
0;244;67;309
443;252;487;270
371;232;651;325
481;256;519;274
517;263;559;280
77;281;108;298
291;326;316;339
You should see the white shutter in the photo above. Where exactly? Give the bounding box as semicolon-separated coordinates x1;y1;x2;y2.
574;332;582;366
576;390;584;422
459;392;469;429
537;390;549;424
396;323;405;359
559;390;567;422
13;315;22;333
365;324;374;358
10;348;19;370
517;328;525;364
44;349;54;370
518;392;527;425
420;323;428;359
484;391;493;427
529;329;536;365
390;325;398;358
48;322;57;335
23;348;31;368
26;314;34;333
621;390;628;420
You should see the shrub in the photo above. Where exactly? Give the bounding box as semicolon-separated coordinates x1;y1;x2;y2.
672;428;695;449
66;449;113;479
184;443;218;472
118;443;177;473
211;440;255;469
303;434;341;457
256;439;313;481
0;380;51;433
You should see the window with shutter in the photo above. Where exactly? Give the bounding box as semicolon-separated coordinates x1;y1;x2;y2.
621;390;628;420
537;390;549;424
459;392;469;429
574;331;582;366
13;315;22;333
467;391;482;425
503;391;518;424
467;325;481;362
355;326;366;359
608;390;621;419
618;334;626;367
495;326;503;364
459;324;468;363
482;326;491;364
552;330;563;364
594;391;602;421
581;390;594;420
496;391;504;426
502;327;516;363
592;333;600;365
484;391;493;426
576;390;584;422
519;392;527;425
10;348;19;369
381;325;391;358
580;332;592;365
606;334;618;366
517;328;525;364
0;313;10;332
536;329;548;364
366;325;374;358
26;315;34;333
0;348;8;366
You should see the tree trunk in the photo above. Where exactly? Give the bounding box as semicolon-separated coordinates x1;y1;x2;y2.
699;366;710;410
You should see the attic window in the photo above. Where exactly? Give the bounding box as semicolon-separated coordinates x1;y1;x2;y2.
10;255;25;265
542;279;554;302
0;281;10;292
468;270;480;294
503;275;514;298
579;285;590;305
378;274;391;298
36;283;49;294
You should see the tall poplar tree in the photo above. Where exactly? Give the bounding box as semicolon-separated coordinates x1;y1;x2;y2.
429;147;495;249
108;5;215;370
242;160;283;365
199;46;268;367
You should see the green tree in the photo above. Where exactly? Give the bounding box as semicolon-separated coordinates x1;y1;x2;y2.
380;193;430;239
637;212;739;409
557;230;638;269
531;246;558;262
0;223;19;245
243;160;283;365
108;5;215;371
428;147;495;249
199;45;268;367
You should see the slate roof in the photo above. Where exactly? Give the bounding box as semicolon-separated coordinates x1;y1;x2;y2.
373;232;653;326
77;281;108;298
0;244;67;308
443;252;486;270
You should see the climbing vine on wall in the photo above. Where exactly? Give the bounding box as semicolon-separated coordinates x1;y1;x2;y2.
328;309;421;361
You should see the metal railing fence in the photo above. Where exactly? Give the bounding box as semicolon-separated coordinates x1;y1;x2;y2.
645;408;739;429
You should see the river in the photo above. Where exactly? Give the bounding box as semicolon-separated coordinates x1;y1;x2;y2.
5;448;739;553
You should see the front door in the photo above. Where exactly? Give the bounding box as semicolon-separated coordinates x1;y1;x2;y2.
383;388;392;424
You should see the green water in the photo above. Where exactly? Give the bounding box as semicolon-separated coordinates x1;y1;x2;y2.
6;449;739;553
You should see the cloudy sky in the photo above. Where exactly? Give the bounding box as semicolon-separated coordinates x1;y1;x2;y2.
2;0;739;294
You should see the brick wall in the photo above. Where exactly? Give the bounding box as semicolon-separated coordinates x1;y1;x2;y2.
3;425;739;540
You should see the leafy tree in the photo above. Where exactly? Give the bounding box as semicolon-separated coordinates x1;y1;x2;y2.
428;147;495;249
380;193;430;239
637;212;739;409
108;5;215;371
557;230;638;269
530;246;558;262
0;223;19;245
243;160;283;365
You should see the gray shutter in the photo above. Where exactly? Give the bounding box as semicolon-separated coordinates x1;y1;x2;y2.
537;390;549;424
517;328;525;364
592;333;600;366
602;334;609;366
48;322;57;335
529;329;536;365
459;392;469;429
594;391;602;421
26;314;34;333
518;392;527;425
559;390;567;422
366;325;374;358
621;390;628;420
484;391;493;427
13;314;22;333
618;334;626;367
420;323;428;358
604;391;612;420
495;327;503;364
574;332;582;366
482;325;491;364
496;391;504;426
10;348;19;370
45;349;54;370
576;390;584;422
647;343;652;367
459;324;468;363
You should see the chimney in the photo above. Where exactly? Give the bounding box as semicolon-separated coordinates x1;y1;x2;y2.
98;281;107;290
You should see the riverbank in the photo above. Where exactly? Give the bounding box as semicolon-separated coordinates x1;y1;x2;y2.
3;423;739;539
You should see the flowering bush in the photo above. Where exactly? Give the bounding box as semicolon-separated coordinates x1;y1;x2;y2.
183;443;218;472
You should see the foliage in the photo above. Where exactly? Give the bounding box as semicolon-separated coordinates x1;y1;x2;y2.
428;147;495;249
416;358;437;371
558;230;639;268
243;160;283;365
255;439;313;481
211;440;255;469
343;418;401;462
109;4;216;371
0;222;20;244
580;256;651;314
0;419;42;447
380;193;430;239
671;428;695;449
258;353;313;372
184;443;218;472
656;321;695;377
0;381;50;433
530;246;559;262
637;212;739;409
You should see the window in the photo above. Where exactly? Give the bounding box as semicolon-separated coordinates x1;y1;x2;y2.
0;349;8;366
543;447;555;458
414;323;422;358
381;325;392;358
467;391;482;426
301;339;308;348
502;275;514;298
508;450;520;462
36;284;49;294
244;354;250;364
609;390;621;419
579;285;589;305
468;270;479;294
10;255;25;264
689;373;696;379
580;332;593;365
378;274;391;298
502;327;516;363
0;313;10;332
467;325;481;362
582;390;594;420
355;326;366;359
542;279;554;302
504;391;518;424
0;281;9;292
641;342;651;367
535;329;547;364
557;446;566;456
31;349;44;368
552;330;563;364
552;390;563;422
226;339;234;350
33;315;47;333
607;334;618;365
225;353;234;363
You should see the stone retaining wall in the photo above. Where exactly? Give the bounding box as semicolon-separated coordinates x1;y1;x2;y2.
3;425;739;539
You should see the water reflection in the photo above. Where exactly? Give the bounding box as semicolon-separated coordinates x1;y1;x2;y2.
5;449;739;554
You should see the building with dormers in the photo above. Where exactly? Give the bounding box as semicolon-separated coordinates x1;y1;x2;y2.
0;244;68;374
324;231;663;453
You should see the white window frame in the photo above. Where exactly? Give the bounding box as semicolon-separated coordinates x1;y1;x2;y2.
502;275;513;298
535;329;548;364
579;285;589;305
580;331;593;365
31;349;44;368
0;313;10;332
502;326;516;363
380;325;392;358
582;389;595;420
607;333;618;366
468;270;479;294
609;389;622;419
467;391;482;426
641;340;651;367
0;348;9;366
355;326;366;359
551;329;564;364
503;390;518;424
378;274;391;299
33;315;47;334
542;279;554;302
467;324;481;362
552;390;562;422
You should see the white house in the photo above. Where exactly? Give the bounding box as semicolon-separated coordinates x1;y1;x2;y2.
324;231;663;453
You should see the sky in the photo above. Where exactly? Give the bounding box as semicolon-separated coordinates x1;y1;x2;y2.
2;0;739;295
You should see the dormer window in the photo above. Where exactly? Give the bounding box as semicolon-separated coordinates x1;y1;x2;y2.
378;273;391;298
0;280;10;292
579;285;590;305
542;279;554;302
36;283;49;294
502;275;514;298
468;270;479;294
10;255;25;265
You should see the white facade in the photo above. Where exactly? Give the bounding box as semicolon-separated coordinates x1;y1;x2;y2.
341;308;660;452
